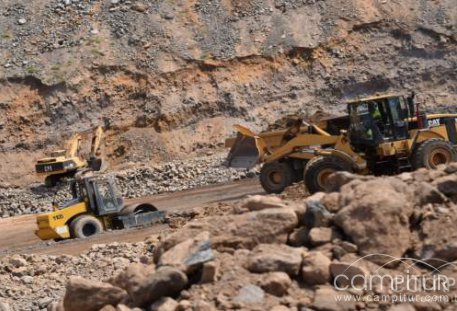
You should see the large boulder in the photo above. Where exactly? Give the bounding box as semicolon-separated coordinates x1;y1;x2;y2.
211;207;299;250
156;207;298;254
301;251;331;286
63;277;128;311
127;266;188;308
246;244;304;276
334;178;414;265
110;264;155;297
158;231;214;274
413;203;457;264
325;172;374;193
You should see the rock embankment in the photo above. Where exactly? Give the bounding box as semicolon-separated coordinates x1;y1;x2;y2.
3;164;457;310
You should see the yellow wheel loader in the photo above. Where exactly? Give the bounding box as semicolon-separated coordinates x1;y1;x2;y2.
35;126;104;187
226;93;457;194
35;172;164;240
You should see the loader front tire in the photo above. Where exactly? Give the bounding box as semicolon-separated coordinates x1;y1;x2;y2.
260;161;295;194
304;156;353;194
412;139;457;170
70;215;103;239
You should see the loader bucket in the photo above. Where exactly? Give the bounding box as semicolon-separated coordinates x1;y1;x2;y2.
225;132;260;169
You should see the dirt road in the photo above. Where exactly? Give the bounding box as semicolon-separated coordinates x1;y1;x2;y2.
0;178;263;256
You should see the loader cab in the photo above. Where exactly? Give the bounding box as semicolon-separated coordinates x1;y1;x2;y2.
74;176;124;216
348;95;411;152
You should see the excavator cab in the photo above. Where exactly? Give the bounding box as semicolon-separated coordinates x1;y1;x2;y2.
36;126;104;187
348;95;411;152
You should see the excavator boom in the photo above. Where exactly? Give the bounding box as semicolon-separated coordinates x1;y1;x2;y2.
66;134;82;158
88;126;104;171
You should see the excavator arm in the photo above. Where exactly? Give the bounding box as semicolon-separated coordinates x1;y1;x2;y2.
66;134;82;158
88;126;104;171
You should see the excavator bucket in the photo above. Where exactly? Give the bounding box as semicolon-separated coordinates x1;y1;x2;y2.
225;125;263;169
88;157;102;171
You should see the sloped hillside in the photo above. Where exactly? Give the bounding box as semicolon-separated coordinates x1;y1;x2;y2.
0;0;456;185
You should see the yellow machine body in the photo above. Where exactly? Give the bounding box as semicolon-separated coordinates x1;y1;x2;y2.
35;202;90;240
225;93;457;194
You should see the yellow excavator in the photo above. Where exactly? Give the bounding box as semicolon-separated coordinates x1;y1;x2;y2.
35;171;165;240
35;126;104;187
226;93;457;194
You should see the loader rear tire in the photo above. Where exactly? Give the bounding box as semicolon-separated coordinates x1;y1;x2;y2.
412;139;457;170
260;162;295;194
70;215;103;239
304;156;353;194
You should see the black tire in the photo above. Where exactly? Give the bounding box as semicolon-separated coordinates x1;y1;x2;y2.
260;161;295;194
70;215;103;239
304;156;353;194
412;139;457;170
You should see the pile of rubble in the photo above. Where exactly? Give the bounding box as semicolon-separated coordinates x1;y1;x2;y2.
114;154;254;199
3;164;457;310
0;153;253;218
0;241;155;311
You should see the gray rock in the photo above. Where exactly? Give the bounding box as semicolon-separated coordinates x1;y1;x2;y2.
233;284;264;304
21;275;34;284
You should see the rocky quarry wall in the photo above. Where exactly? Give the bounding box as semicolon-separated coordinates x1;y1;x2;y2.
0;0;456;185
